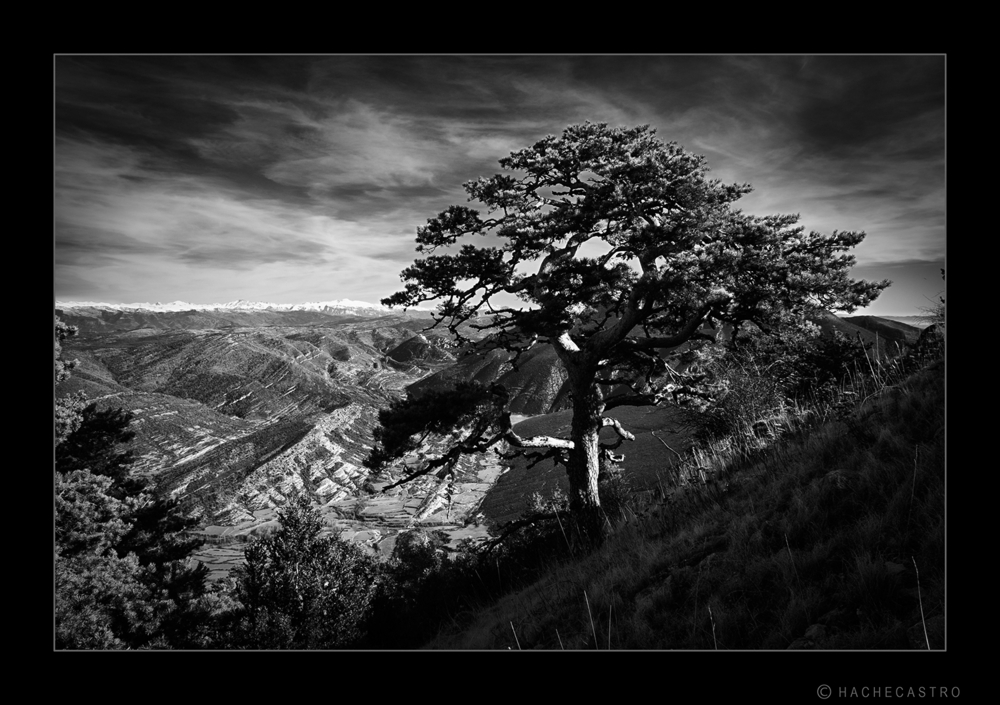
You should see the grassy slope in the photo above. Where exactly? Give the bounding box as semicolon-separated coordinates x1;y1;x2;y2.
424;361;945;650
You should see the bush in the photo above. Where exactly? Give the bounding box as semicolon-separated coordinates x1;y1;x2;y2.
386;530;444;602
696;321;874;442
788;331;873;400
230;495;379;648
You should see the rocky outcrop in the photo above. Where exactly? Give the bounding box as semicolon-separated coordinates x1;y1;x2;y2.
215;403;378;523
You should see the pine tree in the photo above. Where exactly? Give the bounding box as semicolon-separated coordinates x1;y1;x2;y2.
231;495;379;648
55;316;86;444
55;470;173;648
370;122;889;541
54;315;209;648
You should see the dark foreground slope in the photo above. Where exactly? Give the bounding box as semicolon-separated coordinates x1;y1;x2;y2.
425;359;945;650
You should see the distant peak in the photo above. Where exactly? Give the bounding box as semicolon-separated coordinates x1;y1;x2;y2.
56;298;435;313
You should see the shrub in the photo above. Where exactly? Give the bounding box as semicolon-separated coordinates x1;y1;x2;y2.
697;321;874;442
230;495;379;648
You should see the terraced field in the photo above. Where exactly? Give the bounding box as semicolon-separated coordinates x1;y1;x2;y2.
56;311;497;579
191;443;506;581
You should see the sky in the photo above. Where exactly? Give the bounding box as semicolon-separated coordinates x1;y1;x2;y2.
54;55;945;317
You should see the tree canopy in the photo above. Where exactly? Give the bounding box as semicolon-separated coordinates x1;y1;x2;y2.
54;315;209;648
55;316;86;445
230;495;379;649
370;122;889;539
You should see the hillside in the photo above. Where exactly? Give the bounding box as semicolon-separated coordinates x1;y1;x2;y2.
841;315;923;345
409;343;571;416
55;301;944;648
423;359;945;650
809;310;920;355
56;313;470;527
54;307;926;579
878;315;936;329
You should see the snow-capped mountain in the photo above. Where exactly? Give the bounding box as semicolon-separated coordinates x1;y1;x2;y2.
55;298;431;315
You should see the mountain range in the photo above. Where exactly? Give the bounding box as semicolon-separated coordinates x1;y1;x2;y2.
55;301;926;572
55;304;473;526
55;299;440;338
56;298;434;314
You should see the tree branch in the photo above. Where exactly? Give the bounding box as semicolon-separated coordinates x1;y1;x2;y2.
601;416;636;442
504;429;575;451
620;304;714;350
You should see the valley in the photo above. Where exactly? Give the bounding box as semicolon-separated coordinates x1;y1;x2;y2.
56;303;501;578
55;302;928;581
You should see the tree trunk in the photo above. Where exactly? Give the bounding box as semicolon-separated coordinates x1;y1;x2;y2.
566;376;606;544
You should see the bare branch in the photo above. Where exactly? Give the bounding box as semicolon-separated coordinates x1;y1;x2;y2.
504;430;575;451
601;416;636;441
621;304;714;351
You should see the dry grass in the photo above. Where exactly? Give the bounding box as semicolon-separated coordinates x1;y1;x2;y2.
421;352;944;650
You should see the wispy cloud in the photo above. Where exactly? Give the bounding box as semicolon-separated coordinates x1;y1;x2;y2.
54;55;944;315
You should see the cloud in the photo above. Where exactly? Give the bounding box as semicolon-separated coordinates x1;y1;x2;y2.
54;56;944;313
56;135;390;281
